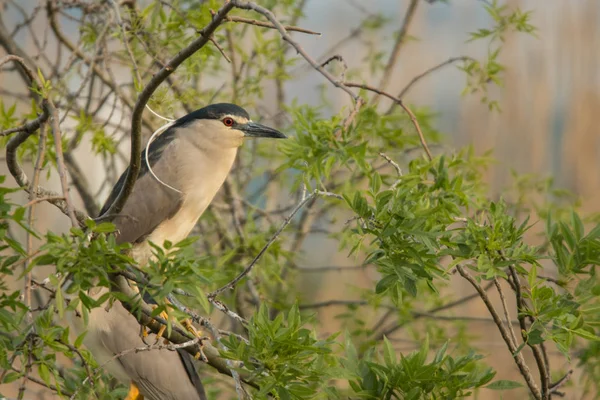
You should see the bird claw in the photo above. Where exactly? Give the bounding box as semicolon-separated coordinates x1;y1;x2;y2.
181;319;208;362
154;310;170;344
139;305;170;344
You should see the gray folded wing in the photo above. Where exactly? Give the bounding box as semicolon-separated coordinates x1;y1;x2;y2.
98;129;183;245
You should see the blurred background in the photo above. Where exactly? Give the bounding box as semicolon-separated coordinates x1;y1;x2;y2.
1;0;598;398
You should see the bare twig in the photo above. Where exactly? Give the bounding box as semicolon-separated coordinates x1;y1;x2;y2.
230;0;360;104
45;0;153;131
23;120;47;326
373;280;496;340
396;56;474;100
17;340;33;400
320;54;348;82
494;278;519;349
223;14;320;35
9;366;67;395
379;152;402;176
209;190;338;299
549;370;573;395
375;0;419;101
344;81;433;161
292;264;372;273
48;93;79;227
70;337;202;400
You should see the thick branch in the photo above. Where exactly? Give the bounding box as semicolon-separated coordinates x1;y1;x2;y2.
111;274;258;388
101;2;235;218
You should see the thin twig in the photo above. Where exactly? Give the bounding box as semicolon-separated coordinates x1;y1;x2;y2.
70;337;202;400
320;54;348;82
549;370;573;395
48;90;78;227
494;278;519;349
292;264;372;273
17;340;33;400
396;56;474;100
110;275;258;387
45;0;153;131
23;120;47;329
375;0;419;101
344;81;433;161
230;0;360;104
209;190;337;299
9;366;68;395
223;14;320;35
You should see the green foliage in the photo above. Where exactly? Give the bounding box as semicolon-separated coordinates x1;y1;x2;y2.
344;337;495;399
462;0;536;110
221;304;339;399
1;1;599;399
72;110;117;156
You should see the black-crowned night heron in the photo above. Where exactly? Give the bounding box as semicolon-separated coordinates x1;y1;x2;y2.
77;103;285;400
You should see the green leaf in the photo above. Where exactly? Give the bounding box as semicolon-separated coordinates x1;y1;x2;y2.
572;328;600;342
2;371;21;384
94;222;116;234
38;363;51;386
485;380;524;390
382;336;396;366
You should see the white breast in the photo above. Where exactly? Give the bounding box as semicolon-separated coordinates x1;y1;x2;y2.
133;135;239;259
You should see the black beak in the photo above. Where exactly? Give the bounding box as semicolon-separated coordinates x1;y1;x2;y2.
240;122;287;139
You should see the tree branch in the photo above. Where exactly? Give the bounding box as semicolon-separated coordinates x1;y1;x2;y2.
111;274;258;389
375;0;419;101
396;56;474;100
230;0;361;104
509;265;550;400
344;81;433;161
456;265;542;400
222;14;321;35
1;55;86;225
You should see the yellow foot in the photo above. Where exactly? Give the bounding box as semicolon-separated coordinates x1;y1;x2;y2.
154;308;170;342
181;319;207;361
140;305;170;342
124;381;144;400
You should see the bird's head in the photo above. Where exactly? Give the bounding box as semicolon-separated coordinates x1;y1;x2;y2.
173;103;286;149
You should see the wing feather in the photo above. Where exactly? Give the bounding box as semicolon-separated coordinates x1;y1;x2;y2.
99;133;183;245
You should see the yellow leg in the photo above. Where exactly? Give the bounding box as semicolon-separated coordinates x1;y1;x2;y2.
124;381;144;400
181;319;207;360
153;306;170;341
139;306;170;341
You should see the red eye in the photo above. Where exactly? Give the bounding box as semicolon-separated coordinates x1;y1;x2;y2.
222;117;234;127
